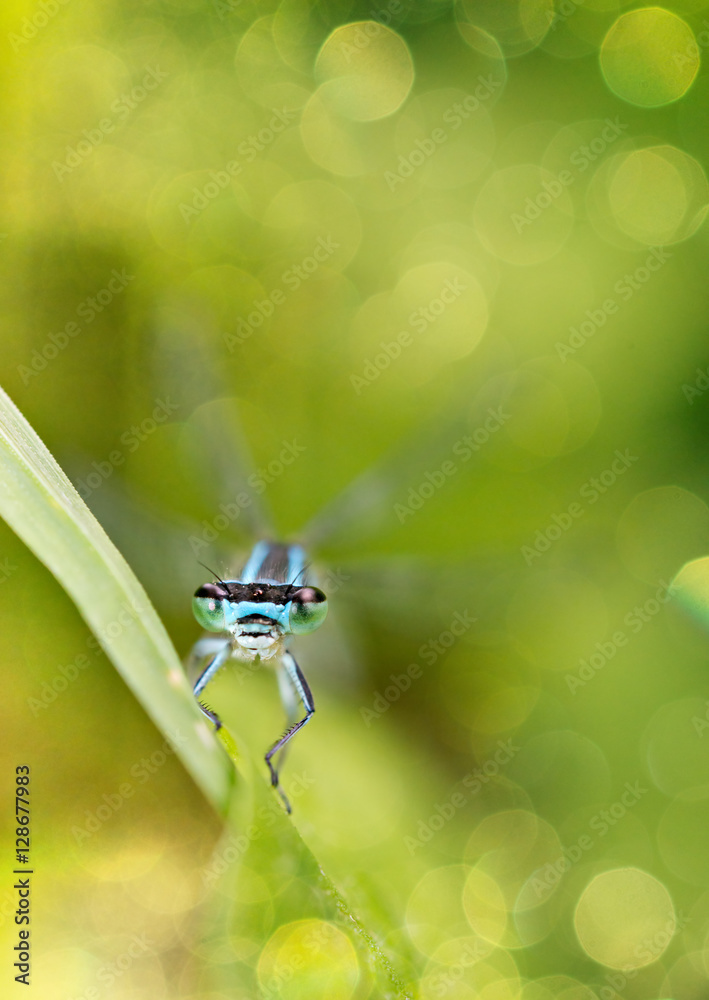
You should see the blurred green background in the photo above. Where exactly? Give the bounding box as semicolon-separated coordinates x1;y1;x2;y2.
4;0;709;996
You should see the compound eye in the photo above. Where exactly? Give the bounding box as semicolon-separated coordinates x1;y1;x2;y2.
193;583;228;632
288;586;328;635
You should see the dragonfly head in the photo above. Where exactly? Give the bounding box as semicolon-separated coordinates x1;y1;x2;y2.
193;581;328;657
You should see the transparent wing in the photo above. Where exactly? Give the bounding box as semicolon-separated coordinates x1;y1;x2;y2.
80;317;499;659
298;397;474;554
153;320;275;542
85;476;239;616
69;322;277;615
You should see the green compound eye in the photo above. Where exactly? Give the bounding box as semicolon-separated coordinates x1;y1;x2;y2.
193;583;227;632
288;587;328;635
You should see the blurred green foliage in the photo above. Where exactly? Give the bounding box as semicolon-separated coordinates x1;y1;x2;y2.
3;0;709;997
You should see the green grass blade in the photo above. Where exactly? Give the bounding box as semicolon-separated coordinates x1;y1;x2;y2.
0;385;233;812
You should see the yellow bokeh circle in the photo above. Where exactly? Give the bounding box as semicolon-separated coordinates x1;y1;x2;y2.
315;22;414;121
574;868;676;969
607;145;709;245
406;865;475;956
457;0;554;58
600;8;699;107
462;866;510;947
421;938;520;1000
300;83;394;177
392;261;489;370
257;919;359;1000
616;485;709;585
643;697;709;797
657;791;709;886
466;809;563;915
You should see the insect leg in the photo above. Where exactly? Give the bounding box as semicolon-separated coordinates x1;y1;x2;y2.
192;639;232;730
265;650;315;812
186;636;230;682
272;659;299;777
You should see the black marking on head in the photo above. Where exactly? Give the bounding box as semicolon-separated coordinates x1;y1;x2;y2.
194;582;230;600
223;582;296;605
237;614;278;627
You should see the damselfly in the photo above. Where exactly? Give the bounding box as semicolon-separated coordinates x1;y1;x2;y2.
92;369;476;814
189;541;327;812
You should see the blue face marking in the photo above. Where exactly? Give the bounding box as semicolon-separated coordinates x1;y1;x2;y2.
223;599;292;632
